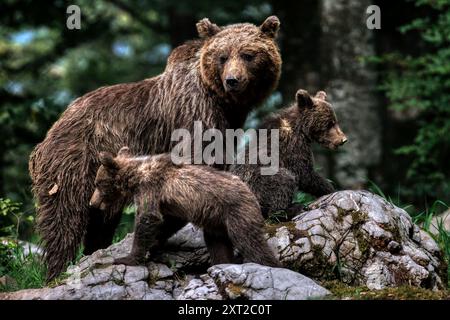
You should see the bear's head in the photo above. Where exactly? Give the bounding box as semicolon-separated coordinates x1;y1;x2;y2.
197;16;281;105
295;89;347;150
89;147;132;210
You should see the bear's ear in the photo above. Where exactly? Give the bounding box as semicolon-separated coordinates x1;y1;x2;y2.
260;16;280;38
315;91;327;100
99;152;119;171
296;89;314;109
117;146;131;157
196;18;221;39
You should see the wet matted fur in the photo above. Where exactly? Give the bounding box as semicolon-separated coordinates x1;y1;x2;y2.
231;89;347;217
29;16;282;280
89;147;281;268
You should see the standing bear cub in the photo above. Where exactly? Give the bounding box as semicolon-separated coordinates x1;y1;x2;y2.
29;16;282;280
231;90;347;217
89;147;281;268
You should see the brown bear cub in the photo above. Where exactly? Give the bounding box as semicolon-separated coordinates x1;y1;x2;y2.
30;16;282;280
89;147;281;268
231;90;347;217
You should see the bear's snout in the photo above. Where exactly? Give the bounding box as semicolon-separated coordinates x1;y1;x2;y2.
89;189;103;209
225;77;239;89
222;57;249;93
322;124;347;150
223;75;249;93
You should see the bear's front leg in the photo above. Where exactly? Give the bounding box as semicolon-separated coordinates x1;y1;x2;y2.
297;166;335;198
307;171;335;197
114;203;164;266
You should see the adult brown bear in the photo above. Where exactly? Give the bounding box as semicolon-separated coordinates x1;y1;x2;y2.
29;16;282;280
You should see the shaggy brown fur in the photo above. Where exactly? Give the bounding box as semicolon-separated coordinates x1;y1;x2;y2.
89;147;281;268
231;89;347;217
29;16;282;280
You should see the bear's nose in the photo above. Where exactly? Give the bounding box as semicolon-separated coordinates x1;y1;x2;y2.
340;137;348;145
225;77;239;88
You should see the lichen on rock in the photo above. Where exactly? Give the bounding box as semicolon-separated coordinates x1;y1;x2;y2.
267;190;447;290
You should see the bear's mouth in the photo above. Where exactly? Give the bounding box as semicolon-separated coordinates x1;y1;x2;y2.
89;199;107;211
318;139;340;150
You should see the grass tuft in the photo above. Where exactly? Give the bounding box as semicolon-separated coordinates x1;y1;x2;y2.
0;241;46;292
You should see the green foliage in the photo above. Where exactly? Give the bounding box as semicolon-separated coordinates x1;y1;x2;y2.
266;210;289;224
0;198;34;239
411;200;448;227
0;198;45;292
368;181;414;212
292;191;316;207
0;241;16;276
411;199;450;286
0;242;46;292
379;0;450;202
112;204;137;243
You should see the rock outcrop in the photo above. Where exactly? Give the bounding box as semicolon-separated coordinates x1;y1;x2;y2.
266;190;447;290
1;191;446;299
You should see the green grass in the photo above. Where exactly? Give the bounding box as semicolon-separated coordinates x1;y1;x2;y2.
266;210;289;224
0;202;135;293
0;241;87;293
112;205;136;243
0;241;46;292
292;191;316;207
419;208;450;288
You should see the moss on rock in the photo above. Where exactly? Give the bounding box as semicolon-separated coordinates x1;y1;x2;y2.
322;280;450;300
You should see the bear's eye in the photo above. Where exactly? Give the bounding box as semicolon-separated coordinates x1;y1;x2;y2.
241;53;254;62
219;55;228;65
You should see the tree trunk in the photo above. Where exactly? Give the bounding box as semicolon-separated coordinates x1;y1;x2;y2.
320;0;382;188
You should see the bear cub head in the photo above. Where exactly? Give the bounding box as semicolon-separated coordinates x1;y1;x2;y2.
197;16;281;104
89;147;133;211
293;89;347;150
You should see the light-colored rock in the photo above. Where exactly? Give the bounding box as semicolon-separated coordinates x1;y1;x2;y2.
154;224;210;270
176;276;222;300
1;191;446;299
266;190;447;290
177;263;331;301
19;241;43;256
147;262;173;280
208;263;330;300
2;222;328;300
